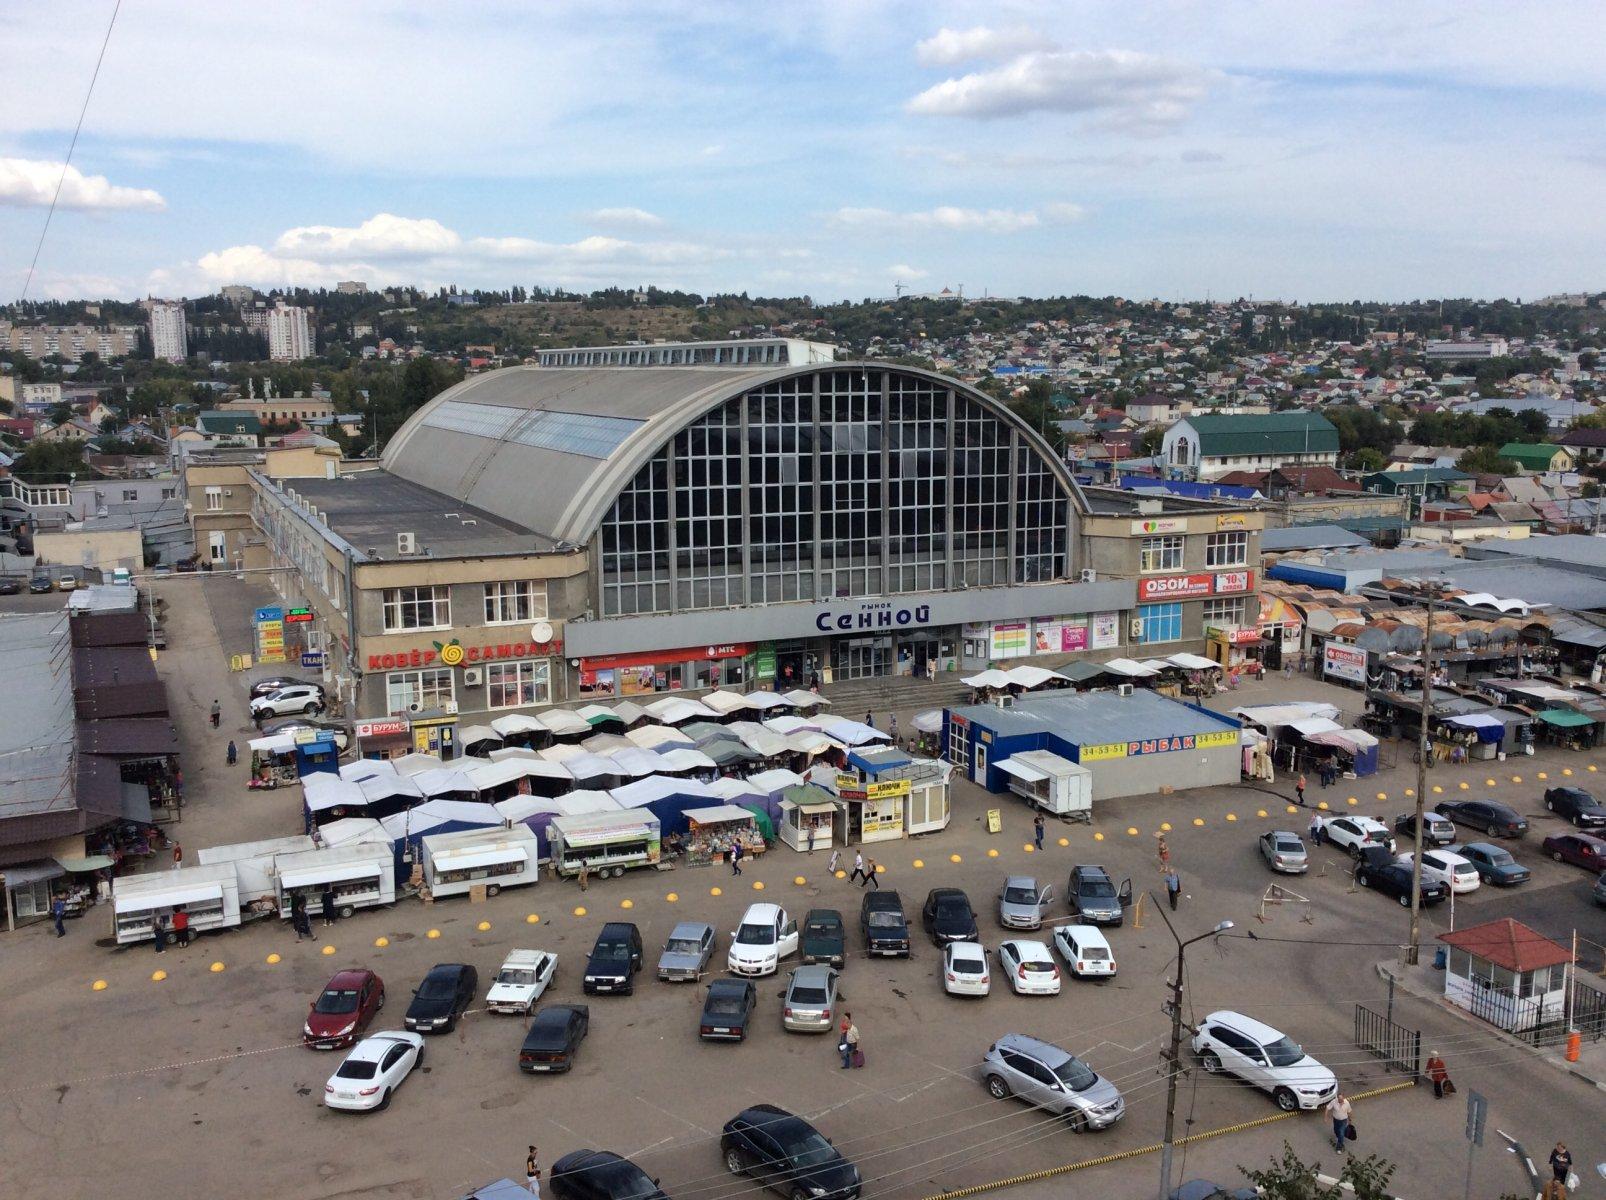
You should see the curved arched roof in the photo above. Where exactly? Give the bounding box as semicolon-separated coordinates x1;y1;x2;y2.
383;363;1084;545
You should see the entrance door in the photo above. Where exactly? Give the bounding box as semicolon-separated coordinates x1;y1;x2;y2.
973;741;988;784
831;637;892;681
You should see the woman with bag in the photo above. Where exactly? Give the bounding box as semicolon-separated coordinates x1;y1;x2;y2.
1425;1052;1453;1098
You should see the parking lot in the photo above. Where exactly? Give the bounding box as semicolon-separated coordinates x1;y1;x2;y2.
3;579;1604;1200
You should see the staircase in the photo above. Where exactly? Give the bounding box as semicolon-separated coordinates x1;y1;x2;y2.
819;671;973;719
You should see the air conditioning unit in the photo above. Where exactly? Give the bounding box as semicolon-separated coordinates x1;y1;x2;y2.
396;531;416;554
1116;683;1134;697
462;668;483;687
1129;618;1144;639
1079;568;1097;584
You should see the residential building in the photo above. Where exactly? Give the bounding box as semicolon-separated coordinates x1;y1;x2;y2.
219;285;256;306
2;322;140;362
1361;468;1473;518
1559;427;1606;464
218;394;336;427
1160;412;1339;480
1425;338;1509;362
267;302;315;361
18;382;62;410
336;280;369;294
194;411;263;447
184;443;341;572
1497;443;1575;473
145;299;188;363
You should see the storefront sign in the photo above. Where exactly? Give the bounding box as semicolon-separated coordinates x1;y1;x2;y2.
253;606;282;623
861;802;904;836
1131;517;1188;535
1215;570;1254;594
1033;620;1088;654
866;780;912;801
285;606;314;624
814;599;933;633
368;636;561;672
985;809;1002;834
990;622;1029;659
1090;612;1121;650
835;773;859;792
355;717;410;739
254;605;286;666
578;644;751;672
301;651;326;669
1080;741;1128;762
1324;643;1368;684
1196;730;1238;749
949;714;969;731
755;642;777;681
1215;514;1249;530
1206;626;1261;646
1138;573;1214;601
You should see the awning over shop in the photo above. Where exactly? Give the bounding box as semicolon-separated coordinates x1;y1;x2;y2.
912;710;944;734
1305;728;1380;756
114;882;222;912
1536;709;1596;729
1058;661;1110;683
303;775;367;813
434;846;527;871
1101;658;1162;678
490;714;545;737
1003;665;1067;689
996;758;1049;784
745;691;790;711
780;690;829;709
961;669;1011;689
624;724;694;750
458;725;504;748
1289;717;1343;737
684;805;758;826
1166;653;1221;672
120;781;153;824
248;733;300;755
659;747;720;773
701;690;753;716
279;861;386;889
2;860;65;888
55;855;115;873
537;709;591;738
1442;713;1508;743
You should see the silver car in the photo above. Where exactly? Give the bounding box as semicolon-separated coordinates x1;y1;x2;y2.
780;964;840;1033
657;922;715;981
1258;831;1308;874
998;876;1054;930
982;1033;1125;1132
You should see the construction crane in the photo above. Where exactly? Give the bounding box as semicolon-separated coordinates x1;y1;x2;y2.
893;281;909;298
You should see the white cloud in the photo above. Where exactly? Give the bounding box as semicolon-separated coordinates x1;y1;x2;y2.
907;50;1218;130
0;156;165;211
888;263;930;280
1042;201;1088;222
586;206;666;229
273;213;460;260
915;26;1042;67
834;205;1042;234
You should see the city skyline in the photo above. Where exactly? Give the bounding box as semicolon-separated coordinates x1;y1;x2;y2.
2;1;1603;304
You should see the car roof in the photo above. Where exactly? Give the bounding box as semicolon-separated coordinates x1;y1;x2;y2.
734;1103;812;1135
1267;830;1303;841
1060;924;1111;946
324;968;374;988
348;1031;416;1060
1003;939;1053;960
928;886;967;899
946;940;986;955
1072;863;1111;876
861;890;901;906
1201;1009;1292;1046
789;964;836;986
708;977;752;995
598;921;639;935
996;1032;1073;1066
740;902;783;921
1003;875;1038;889
423;962;470;978
668;921;712;938
804;908;842;923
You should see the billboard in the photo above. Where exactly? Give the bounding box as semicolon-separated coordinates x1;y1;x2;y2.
1323;643;1368;684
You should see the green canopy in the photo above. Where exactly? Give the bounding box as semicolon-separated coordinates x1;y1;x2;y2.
55;855;115;873
1536;708;1595;729
740;805;776;841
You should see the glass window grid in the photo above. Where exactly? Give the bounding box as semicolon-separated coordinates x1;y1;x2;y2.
818;370;883;598
486;659;552;709
1138;602;1184;644
1202;597;1243;627
382;585;451;632
673;399;745;610
1140;536;1185;573
886;377;948;594
746;381;815;604
1205;531;1248;568
386;668;454;715
483;580;548;625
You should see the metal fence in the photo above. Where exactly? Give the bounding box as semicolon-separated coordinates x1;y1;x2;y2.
1354;1003;1421;1078
1569;975;1606;1042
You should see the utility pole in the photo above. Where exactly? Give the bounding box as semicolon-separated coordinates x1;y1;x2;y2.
1406;584;1436;965
1156;906;1233;1200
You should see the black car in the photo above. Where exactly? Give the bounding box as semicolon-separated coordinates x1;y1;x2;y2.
551;1150;667;1200
28;573;53;594
584;922;643;994
801;908;846;968
0;576;22;596
518;1004;589;1073
1355;861;1449;907
721;1104;861;1200
404;962;478;1033
920;887;978;946
1544;787;1606;829
1435;799;1529;838
250;675;319;699
859;890;910;957
1393;811;1456;847
699;978;757;1042
1067;864;1131;926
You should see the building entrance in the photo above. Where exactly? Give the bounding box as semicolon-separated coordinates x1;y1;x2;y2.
831;635;892;681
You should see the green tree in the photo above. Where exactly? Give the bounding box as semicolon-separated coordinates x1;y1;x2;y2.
1351;447;1386;472
1456;445;1518;475
1240;1140;1397;1200
13;439;89;483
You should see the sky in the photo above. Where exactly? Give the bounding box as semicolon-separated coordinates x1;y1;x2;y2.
1;0;1603;305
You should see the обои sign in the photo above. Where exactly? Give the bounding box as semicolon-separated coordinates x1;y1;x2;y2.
1136;570;1255;602
814;599;933;633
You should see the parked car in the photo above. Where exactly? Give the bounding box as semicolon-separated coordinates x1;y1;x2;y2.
1257;830;1308;874
1066;865;1130;925
1544;787;1606;829
921;887;978;945
801;908;846;968
1355;861;1449;907
1542;831;1606;872
251;675;320;699
323;1031;424;1111
1393;811;1457;847
28;572;52;594
998;875;1053;930
1191;1010;1338;1112
584;922;643;994
486;949;557;1015
1052;924;1117;979
250;683;326;720
1452;842;1531;887
518;1004;589;1073
700;978;758;1042
981;1033;1125;1132
404;963;478;1033
56;574;77;592
1435;799;1528;838
721;1104;861;1200
1397;848;1479;894
780;964;840;1033
728;903;799;976
303;968;385;1049
997;940;1061;995
0;576;21;596
1594;872;1606;907
657;921;716;981
941;941;991;996
859;891;911;957
1318;815;1396;858
550;1150;668;1200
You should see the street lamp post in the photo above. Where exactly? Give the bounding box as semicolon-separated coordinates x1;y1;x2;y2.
1156;903;1234;1200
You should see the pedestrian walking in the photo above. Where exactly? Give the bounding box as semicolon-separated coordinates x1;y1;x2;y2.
1424;1051;1452;1099
526;1146;542;1199
52;894;66;938
210;699;221;728
839;1013;860;1069
152;913;167;953
1309;813;1324;846
865;710;875;730
827;847;841;876
1155;834;1171;869
321;884;338;926
807;823;817;854
578;860;589;892
729;844;743;876
291;895;315;942
1284;661;1294;680
862;858;879;889
1033;814;1045;851
1325;1093;1352;1152
171;841;183;870
849;852;866;884
226;740;237;766
1295;773;1306;806
1164;869;1181;911
889;714;898;743
1548;1143;1573;1200
926;658;936;682
172;905;191;948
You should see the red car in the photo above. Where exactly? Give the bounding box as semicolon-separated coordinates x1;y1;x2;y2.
1542;832;1606;872
303;969;385;1049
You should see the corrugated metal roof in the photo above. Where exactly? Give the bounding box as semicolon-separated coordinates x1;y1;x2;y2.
951;690;1238;747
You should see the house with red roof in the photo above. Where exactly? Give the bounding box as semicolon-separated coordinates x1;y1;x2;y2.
1438;918;1572;1033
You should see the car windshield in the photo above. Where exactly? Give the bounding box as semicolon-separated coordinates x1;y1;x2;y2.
867;911;903;928
498;969;535;986
334;1060;378;1080
1004;886;1037;905
1051;1056;1098;1091
1274;838;1302;853
666;937;703;954
1020;959;1055;972
806;921;838;937
935;897;969;916
707;994;747;1015
314;988;359;1014
593;940;631;961
418;975;456;999
790;985;829;1004
1264;1036;1304;1067
737;923;775;945
1080;879;1115;899
952;955;986;974
778;1130;837;1169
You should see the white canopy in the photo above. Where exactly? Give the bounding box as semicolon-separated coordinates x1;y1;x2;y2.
745;691;790;711
457;725;504;748
611;775;717;807
684;804;758;826
247;732;299;754
537;709;591;737
609;747;671;778
762;714;811;735
412;767;477;797
1167;653;1221;672
912;710;944;734
559;752;620;781
1230;702;1341;729
961;669;1012;689
781;690;829;708
643;696;718;724
700;690;752;716
609;701;647;725
659;747;719;773
581;733;637;754
463;758;573;791
707;777;766;803
1101;658;1162;678
537;743;586;763
1003;665;1067;690
1289;716;1344;737
785;731;840;757
303;774;366;813
359;773;424;803
625;724;693;751
748;767;806;793
812;715;890;746
733;727;789;758
576;704;624;726
996;757;1048;783
339;758;394;783
390;752;444;777
379;800;501;841
317;817;391;848
489;747;542;762
490;713;545;737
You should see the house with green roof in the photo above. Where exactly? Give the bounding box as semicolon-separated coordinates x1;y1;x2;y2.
1160;411;1339;480
194;410;262;447
1496;442;1574;474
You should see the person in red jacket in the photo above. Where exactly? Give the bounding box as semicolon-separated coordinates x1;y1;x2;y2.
1425;1051;1451;1098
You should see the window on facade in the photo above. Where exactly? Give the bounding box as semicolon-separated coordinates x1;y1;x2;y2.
1139;602;1183;644
486;659;552;709
208;531;227;563
483;580;548;625
1205;531;1248;568
161;487;176;500
205;486;222;512
1202;597;1242;627
386;668;454;714
382;585;450;632
122;489;138;502
1139;536;1184;573
946;729;970;772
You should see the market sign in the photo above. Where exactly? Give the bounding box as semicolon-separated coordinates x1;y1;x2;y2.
1195;730;1239;749
355;717;410;739
1130;517;1188;535
867;780;912;800
1080;741;1128;762
254;605;286;666
1215;514;1249;530
1215;570;1254;595
368;635;562;672
1081;729;1236;760
755;642;777;681
814;599;933;633
1323;643;1368;684
1206;626;1262;646
1137;570;1256;602
285;607;314;624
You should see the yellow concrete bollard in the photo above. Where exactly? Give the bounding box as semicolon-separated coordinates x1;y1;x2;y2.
321;944;335;956
151;969;167;982
374;936;389;948
210;961;225;973
92;979;108;991
477;920;491;931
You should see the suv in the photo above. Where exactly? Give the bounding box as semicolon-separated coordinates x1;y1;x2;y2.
1191;1010;1338;1112
250;683;326;720
1393;811;1456;847
859;891;911;957
721;1105;860;1200
982;1033;1125;1132
921;887;978;945
1066;865;1130;926
728;903;798;976
1544;787;1606;829
801;909;846;967
583;922;643;994
550;1150;667;1200
1319;815;1396;859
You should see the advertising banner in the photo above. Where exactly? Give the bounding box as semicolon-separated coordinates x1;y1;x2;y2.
1323;643;1368;684
1138;573;1214;601
1033;620;1089;654
1090;612;1121;650
989;622;1030;659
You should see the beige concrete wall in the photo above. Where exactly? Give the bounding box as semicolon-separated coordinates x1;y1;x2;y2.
36;526;144;572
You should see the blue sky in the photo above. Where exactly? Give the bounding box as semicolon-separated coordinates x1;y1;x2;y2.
2;0;1603;303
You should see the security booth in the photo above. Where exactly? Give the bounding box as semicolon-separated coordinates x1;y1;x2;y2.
113;863;243;945
548;809;661;879
292;728;340;777
273;844;398;920
409;709;459;758
421;825;541;900
1438;918;1572;1035
776;787;836;853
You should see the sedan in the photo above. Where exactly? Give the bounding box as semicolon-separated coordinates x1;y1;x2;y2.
303;968;384;1049
551;1150;669;1200
250;684;326;719
998;875;1053;930
998;940;1061;995
323;1031;424;1112
921;887;979;945
1258;830;1308;874
0;577;21;596
1172;1183;1259;1200
700;979;757;1042
1452;842;1531;887
1544;787;1606;829
404;962;478;1033
658;921;716;982
721;1104;861;1200
1393;811;1457;847
259;716;350;750
780;965;839;1033
801;908;846;968
1542;832;1606;872
519;1004;589;1072
28;573;53;594
1435;799;1528;838
942;941;991;996
1355;861;1449;907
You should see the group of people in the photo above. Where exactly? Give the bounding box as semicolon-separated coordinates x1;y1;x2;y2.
149;905;191;953
289;886;340;941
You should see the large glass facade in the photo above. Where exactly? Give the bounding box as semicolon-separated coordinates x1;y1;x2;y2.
598;369;1071;617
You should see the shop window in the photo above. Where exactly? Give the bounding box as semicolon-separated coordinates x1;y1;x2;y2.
1138;602;1183;644
487;659;552;709
1202;598;1243;627
382;585;451;632
1205;531;1248;568
386;668;454;714
947;729;970;772
483;580;548;625
1139;535;1183;573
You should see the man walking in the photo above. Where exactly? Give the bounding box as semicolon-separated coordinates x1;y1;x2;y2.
52;894;66;938
577;860;589;893
849;851;866;885
1164;869;1181;911
526;1145;542;1199
1548;1143;1573;1200
839;1013;860;1069
210;699;221;728
862;858;880;890
889;714;898;744
865;711;875;730
321;884;338;927
1309;812;1324;847
1295;773;1306;806
1325;1093;1352;1152
1033;814;1045;851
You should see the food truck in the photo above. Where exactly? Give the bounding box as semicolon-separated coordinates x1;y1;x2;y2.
995;750;1092;819
548;810;661;879
196;834;317;907
273;843;397;920
113;863;243;945
421;826;542;900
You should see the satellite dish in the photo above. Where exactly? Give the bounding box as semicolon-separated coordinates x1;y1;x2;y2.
531;621;554;644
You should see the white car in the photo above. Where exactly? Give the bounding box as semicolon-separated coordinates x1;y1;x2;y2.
997;939;1061;995
941;940;991;996
486;949;558;1015
1053;924;1117;979
323;1031;425;1112
250;684;325;719
1319;815;1396;859
1397;849;1480;894
1190;1010;1337;1112
727;902;798;977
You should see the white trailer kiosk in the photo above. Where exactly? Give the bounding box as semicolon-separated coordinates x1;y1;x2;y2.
197;834;317;907
274;843;397;919
996;751;1093;820
421;825;542;900
548;810;661;879
113;863;243;945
